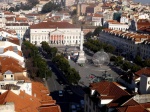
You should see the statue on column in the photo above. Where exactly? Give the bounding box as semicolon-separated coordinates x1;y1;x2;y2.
76;29;86;64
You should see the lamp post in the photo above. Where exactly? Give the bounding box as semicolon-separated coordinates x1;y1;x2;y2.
45;70;47;81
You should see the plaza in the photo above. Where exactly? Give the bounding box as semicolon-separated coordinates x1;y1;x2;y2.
57;46;120;87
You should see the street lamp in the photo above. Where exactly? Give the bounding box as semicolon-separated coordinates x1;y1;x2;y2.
45;70;47;80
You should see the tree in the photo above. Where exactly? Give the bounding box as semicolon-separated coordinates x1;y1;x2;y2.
113;12;121;22
121;61;131;71
131;64;141;72
41;1;61;13
114;56;123;66
110;56;117;62
134;55;142;65
22;41;52;79
9;7;15;12
85;32;93;38
104;44;115;53
142;59;150;67
71;9;77;16
93;26;103;36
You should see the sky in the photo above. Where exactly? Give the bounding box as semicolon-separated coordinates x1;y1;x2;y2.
133;0;150;4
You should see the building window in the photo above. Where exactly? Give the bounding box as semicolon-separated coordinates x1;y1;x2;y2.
5;75;6;78
11;75;13;77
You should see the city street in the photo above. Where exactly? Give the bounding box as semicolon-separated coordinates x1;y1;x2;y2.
39;46;123;112
38;47;84;112
56;46;121;87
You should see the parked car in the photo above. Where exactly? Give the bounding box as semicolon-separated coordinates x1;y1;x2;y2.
58;80;63;85
76;104;81;111
59;90;63;97
66;89;73;94
80;100;84;108
71;104;77;112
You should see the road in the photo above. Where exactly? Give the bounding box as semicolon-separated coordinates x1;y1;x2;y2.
38;47;84;112
39;46;123;112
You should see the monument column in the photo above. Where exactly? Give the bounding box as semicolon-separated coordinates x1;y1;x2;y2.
77;30;86;63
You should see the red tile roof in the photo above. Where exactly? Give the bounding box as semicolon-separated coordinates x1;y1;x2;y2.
90;81;130;107
135;67;150;78
0;81;62;112
117;105;149;112
0;56;25;74
137;19;150;30
38;105;61;112
0;90;41;112
30;21;80;29
4;45;22;56
122;99;139;106
7;37;20;46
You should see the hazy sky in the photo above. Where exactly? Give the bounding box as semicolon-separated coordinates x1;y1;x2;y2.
133;0;150;4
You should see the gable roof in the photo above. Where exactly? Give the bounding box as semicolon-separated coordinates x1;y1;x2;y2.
4;46;22;56
0;90;41;112
90;81;130;107
0;50;24;62
135;67;150;79
0;56;25;74
0;81;61;112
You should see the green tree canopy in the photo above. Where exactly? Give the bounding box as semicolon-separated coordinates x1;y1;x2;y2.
41;1;62;13
134;55;142;65
22;41;52;79
113;12;121;22
93;26;103;36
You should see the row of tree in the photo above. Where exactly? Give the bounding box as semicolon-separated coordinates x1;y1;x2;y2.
85;26;103;38
41;41;58;58
111;54;150;72
22;41;52;79
110;56;141;72
9;0;39;11
84;39;115;53
41;41;81;84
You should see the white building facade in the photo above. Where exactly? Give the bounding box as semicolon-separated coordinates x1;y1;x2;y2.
30;21;84;46
99;29;150;59
5;23;29;39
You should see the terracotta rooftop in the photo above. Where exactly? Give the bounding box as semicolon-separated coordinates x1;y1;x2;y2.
38;105;61;112
15;17;28;22
0;81;61;112
30;21;80;29
135;67;150;78
5;17;14;21
90;81;130;107
0;90;41;112
117;105;149;112
137;19;150;30
4;45;22;56
6;23;29;26
0;56;25;74
102;29;150;43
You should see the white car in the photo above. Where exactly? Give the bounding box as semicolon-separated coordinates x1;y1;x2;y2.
59;90;63;97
